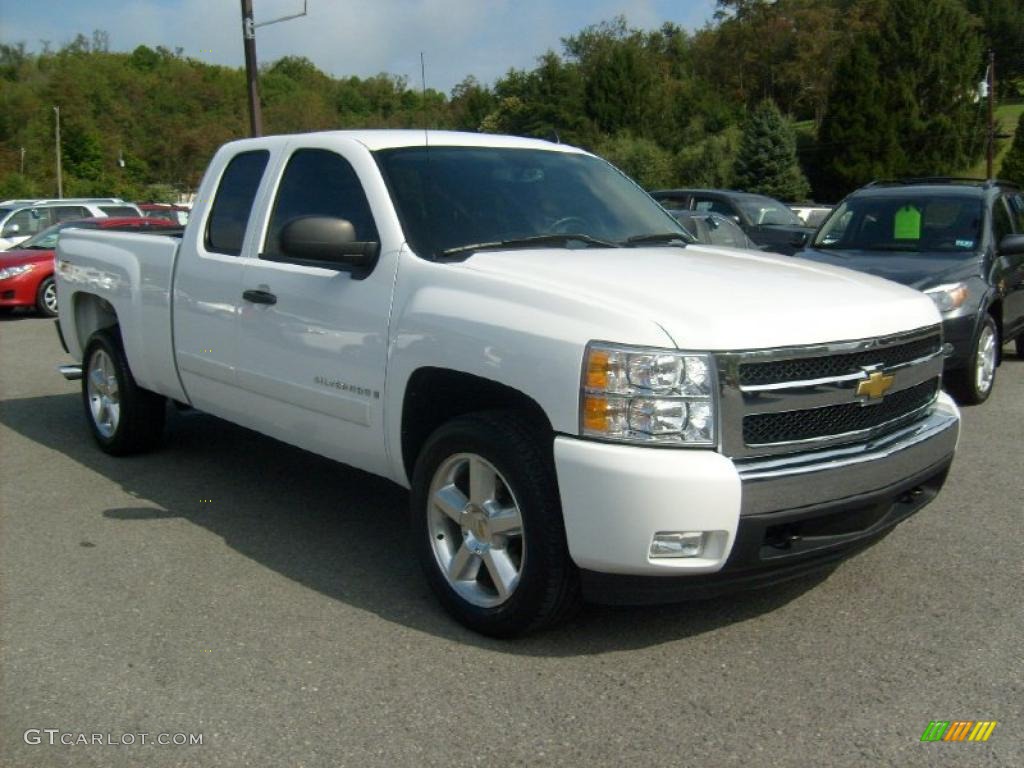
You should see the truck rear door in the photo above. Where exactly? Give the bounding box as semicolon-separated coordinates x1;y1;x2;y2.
173;149;271;413
234;138;399;478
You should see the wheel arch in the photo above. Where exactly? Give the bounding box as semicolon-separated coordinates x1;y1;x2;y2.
400;367;553;486
72;292;120;354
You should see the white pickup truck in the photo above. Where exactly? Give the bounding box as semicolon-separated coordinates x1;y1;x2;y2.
55;131;960;636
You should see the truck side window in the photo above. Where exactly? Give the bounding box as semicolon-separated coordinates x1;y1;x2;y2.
205;150;270;256
263;148;379;260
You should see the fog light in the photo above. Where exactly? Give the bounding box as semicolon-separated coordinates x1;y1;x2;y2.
650;531;704;558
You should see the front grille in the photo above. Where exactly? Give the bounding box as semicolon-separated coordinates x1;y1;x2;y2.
743;378;939;445
738;334;941;387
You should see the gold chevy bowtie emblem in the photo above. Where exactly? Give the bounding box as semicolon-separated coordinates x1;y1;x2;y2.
857;371;895;400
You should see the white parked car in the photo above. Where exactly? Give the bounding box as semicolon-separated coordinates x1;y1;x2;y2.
0;198;141;249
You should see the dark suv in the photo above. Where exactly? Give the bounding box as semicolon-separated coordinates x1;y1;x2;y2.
651;188;817;255
799;178;1024;404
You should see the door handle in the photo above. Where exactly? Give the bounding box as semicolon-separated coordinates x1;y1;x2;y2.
243;289;277;305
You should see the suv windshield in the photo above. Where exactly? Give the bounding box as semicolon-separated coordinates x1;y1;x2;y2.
736;197;803;227
375;146;689;258
815;194;983;253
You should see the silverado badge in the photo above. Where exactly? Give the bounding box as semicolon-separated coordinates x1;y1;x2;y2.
857;370;895;401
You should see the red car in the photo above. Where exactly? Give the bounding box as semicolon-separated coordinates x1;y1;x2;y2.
0;216;180;317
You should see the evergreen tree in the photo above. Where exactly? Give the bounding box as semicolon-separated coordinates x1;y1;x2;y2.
818;0;983;199
999;113;1024;185
732;99;810;200
816;37;899;199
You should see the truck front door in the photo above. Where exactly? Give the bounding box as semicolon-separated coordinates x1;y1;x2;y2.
235;142;398;477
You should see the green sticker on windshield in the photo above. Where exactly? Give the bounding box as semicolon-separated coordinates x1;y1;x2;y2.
894;205;921;240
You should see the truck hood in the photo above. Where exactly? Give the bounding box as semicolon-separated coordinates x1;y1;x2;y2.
461;245;940;350
797;248;984;291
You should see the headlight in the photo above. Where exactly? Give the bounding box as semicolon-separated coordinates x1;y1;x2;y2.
581;343;716;446
924;283;968;313
0;264;35;281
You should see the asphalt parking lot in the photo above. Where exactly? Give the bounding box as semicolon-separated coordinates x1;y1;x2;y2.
1;312;1021;768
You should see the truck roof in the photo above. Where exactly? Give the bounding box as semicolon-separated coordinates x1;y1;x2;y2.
220;129;584;154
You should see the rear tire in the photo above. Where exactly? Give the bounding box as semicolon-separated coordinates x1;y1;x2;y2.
946;315;998;405
82;328;166;455
1015;333;1024;358
410;411;579;637
35;276;58;317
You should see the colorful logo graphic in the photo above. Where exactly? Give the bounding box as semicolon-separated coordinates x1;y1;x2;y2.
920;721;997;742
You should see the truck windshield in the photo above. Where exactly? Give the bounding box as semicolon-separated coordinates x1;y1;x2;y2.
374;146;690;259
814;194;984;253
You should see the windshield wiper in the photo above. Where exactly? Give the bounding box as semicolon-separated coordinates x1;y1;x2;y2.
622;232;690;247
440;233;621;258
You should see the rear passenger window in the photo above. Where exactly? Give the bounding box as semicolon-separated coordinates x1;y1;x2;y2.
263;149;378;260
99;205;139;217
52;206;90;222
205;150;269;256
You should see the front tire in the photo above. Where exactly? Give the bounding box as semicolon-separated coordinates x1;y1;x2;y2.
1015;332;1024;358
947;315;998;405
36;276;58;317
411;411;579;637
82;329;166;455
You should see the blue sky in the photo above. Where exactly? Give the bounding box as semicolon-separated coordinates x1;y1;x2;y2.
0;0;718;93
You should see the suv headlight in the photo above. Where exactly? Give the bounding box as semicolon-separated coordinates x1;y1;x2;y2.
924;283;968;313
581;343;717;446
0;264;35;281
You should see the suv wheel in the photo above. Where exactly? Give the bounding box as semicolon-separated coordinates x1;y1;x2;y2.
410;411;579;637
947;315;998;405
1015;333;1024;358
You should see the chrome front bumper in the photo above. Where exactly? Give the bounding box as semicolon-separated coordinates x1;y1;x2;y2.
735;393;960;516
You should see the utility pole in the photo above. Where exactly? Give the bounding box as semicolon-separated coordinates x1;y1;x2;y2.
986;50;995;180
20;146;25;175
239;1;308;138
54;106;63;198
240;0;262;137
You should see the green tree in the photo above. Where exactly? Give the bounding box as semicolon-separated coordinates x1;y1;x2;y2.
964;0;1024;97
594;132;674;189
998;112;1024;184
817;0;984;199
732;99;809;199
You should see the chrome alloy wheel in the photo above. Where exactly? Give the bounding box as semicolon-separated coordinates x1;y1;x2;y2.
87;349;121;438
975;323;997;395
43;281;58;314
427;453;525;608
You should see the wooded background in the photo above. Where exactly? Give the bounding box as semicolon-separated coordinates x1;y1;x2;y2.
1;0;1022;203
